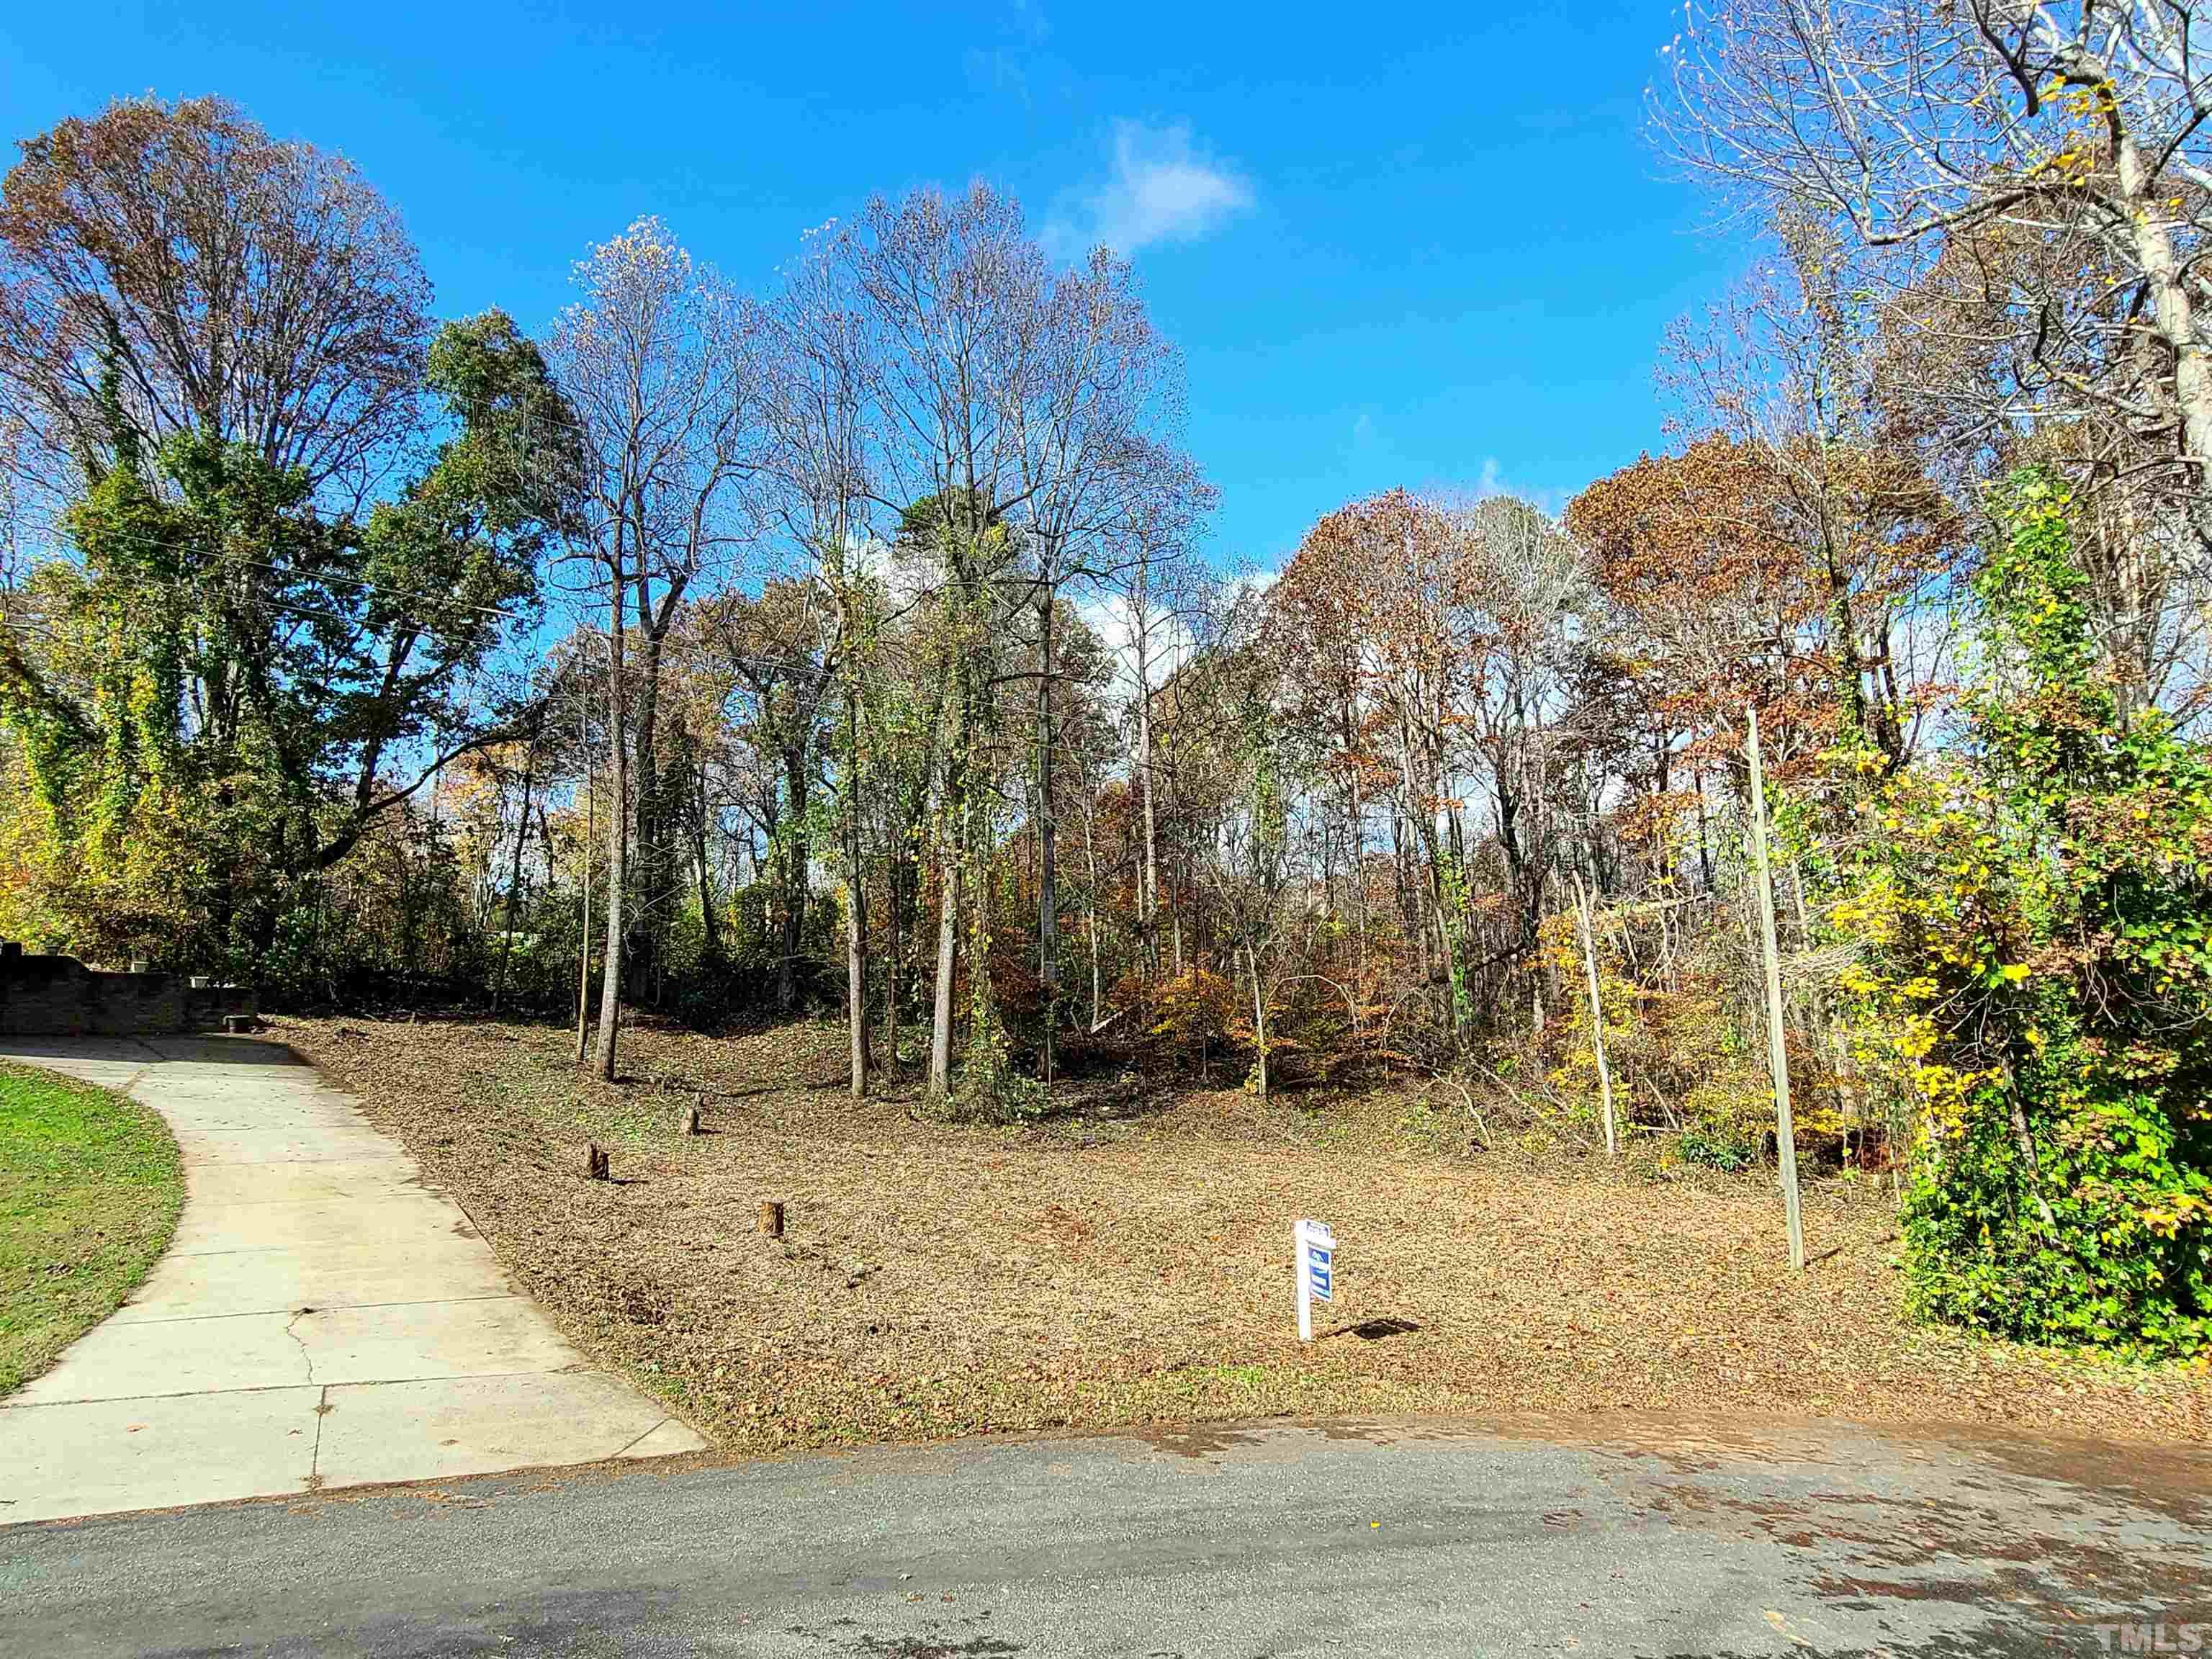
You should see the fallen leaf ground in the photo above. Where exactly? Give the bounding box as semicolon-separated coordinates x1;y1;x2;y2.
278;1014;2210;1453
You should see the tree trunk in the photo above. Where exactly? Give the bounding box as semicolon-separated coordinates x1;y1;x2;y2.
928;629;968;1101
1249;943;1268;1099
837;632;870;1097
1399;726;1460;1044
882;863;903;1082
576;682;593;1066
1746;707;1806;1270
1573;872;1617;1159
1035;589;1058;1082
593;596;627;1083
1082;804;1102;1030
495;729;536;1012
884;629;948;1082
844;876;870;1100
693;761;719;964
2119;131;2212;480
1346;701;1367;986
2005;1075;2061;1236
778;741;810;1013
630;619;667;1007
1133;574;1161;980
929;858;957;1097
1695;781;1715;892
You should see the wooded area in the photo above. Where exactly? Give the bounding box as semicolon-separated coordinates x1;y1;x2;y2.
4;0;2211;1362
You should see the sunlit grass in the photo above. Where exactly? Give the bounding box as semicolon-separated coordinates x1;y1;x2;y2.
0;1061;181;1395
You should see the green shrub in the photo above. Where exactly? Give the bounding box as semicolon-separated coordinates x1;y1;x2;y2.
1676;1122;1758;1173
1834;472;2212;1354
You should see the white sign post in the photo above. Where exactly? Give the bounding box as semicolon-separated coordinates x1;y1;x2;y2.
1295;1218;1334;1341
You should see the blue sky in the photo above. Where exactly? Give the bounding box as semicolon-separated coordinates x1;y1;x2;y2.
2;0;1747;570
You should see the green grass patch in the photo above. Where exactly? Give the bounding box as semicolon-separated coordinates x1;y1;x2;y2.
0;1060;183;1395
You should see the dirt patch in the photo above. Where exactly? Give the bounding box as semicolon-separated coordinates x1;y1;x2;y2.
276;1015;2211;1454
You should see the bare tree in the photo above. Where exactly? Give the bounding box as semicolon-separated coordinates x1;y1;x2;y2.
1653;0;2212;604
1660;230;1971;750
1009;249;1193;1079
0;417;24;589
763;228;881;1097
0;96;430;511
1098;467;1213;979
1194;593;1298;1098
552;217;757;1080
840;183;1047;1105
1443;493;1587;970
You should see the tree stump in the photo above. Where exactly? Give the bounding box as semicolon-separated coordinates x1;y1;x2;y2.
680;1103;701;1136
583;1142;609;1181
759;1200;785;1238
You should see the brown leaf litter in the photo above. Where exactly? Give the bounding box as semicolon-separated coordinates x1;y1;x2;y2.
277;1015;2211;1457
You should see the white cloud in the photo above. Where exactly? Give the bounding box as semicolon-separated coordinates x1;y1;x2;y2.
1468;456;1571;518
1075;591;1200;708
1046;120;1253;260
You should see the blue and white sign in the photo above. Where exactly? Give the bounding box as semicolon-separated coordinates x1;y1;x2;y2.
1295;1218;1336;1340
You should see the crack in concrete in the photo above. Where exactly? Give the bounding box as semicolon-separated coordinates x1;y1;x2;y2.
282;1308;317;1385
307;1385;329;1490
609;1418;673;1460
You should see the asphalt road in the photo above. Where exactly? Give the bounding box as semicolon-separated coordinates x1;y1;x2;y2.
6;1414;2207;1658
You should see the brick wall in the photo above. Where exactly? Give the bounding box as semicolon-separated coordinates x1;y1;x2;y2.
0;943;258;1036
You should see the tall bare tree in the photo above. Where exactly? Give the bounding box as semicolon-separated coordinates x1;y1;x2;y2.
1099;466;1213;979
840;183;1047;1105
0;96;430;511
1009;250;1192;1079
1444;494;1587;967
1654;0;2212;570
763;228;881;1097
1660;232;1968;750
552;217;756;1080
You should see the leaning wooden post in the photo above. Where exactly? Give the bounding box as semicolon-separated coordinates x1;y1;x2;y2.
1745;707;1807;1272
1573;872;1617;1159
758;1200;785;1239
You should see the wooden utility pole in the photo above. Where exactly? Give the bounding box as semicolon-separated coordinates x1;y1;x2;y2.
1745;707;1807;1272
1573;872;1617;1158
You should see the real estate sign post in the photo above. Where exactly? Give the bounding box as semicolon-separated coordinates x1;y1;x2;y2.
1295;1218;1334;1341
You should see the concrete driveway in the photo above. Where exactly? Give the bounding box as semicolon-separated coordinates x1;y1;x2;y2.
0;1034;703;1523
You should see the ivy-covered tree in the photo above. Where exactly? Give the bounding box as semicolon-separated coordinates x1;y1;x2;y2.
1835;472;2212;1353
0;312;572;980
